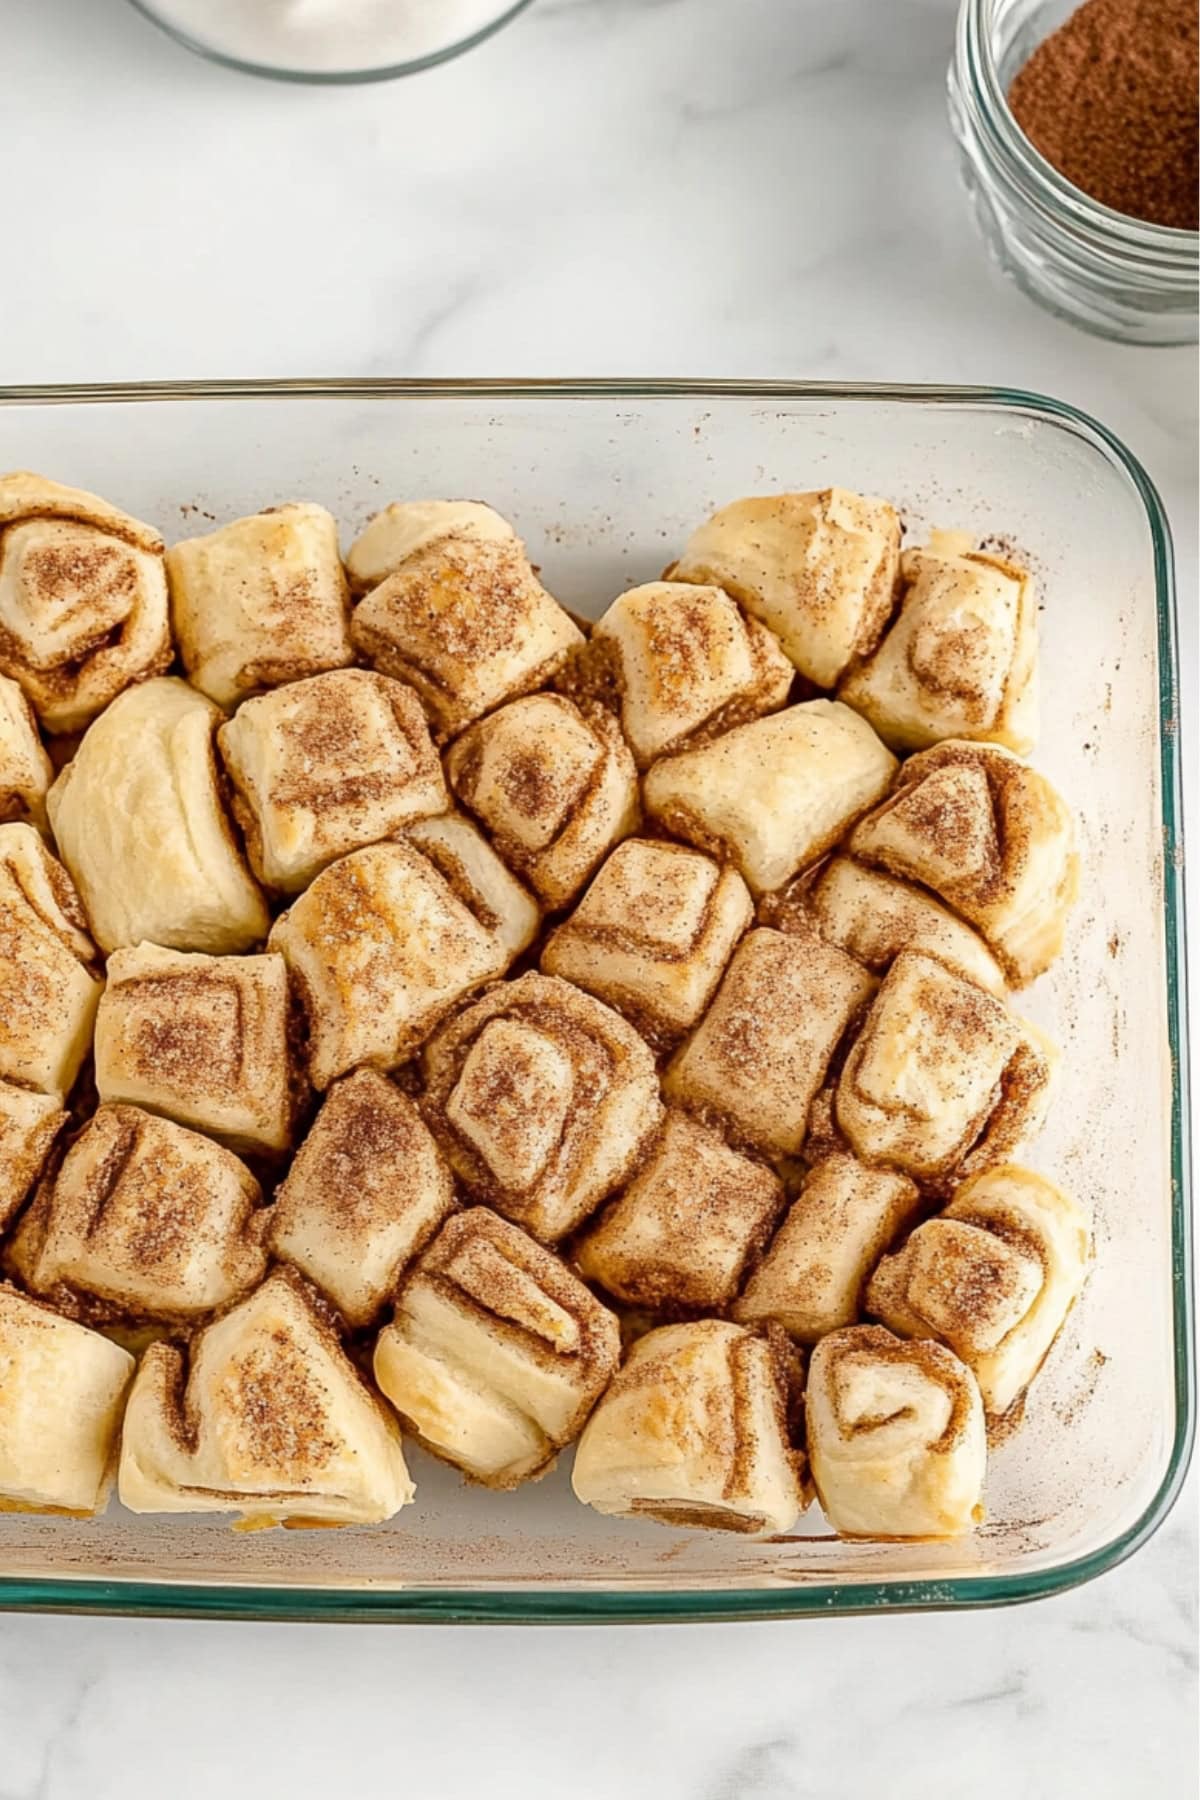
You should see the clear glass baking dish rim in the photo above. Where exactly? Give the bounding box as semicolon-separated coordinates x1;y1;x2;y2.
954;0;1199;283
0;378;1190;1622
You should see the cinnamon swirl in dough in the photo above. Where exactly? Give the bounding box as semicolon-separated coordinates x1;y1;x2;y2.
571;1318;806;1536
167;503;352;708
849;740;1078;986
374;1208;620;1489
217;667;447;892
269;838;525;1090
0;823;102;1097
806;1325;986;1537
0;1286;134;1515
404;811;541;963
0;1083;65;1233
9;1104;267;1322
94;942;301;1156
0;674;52;827
349;501;583;740
270;1069;456;1328
664;924;875;1159
119;1268;413;1526
420;972;662;1242
575;1109;785;1312
643;701;897;895
806;855;1006;995
839;536;1037;753
836;951;1058;1187
540;838;752;1046
734;1152;921;1342
582;580;792;766
46;677;269;955
0;472;171;733
445;693;639;909
667;488;900;687
867;1165;1090;1415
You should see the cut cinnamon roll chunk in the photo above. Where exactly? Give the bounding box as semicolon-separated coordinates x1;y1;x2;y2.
643;701;897;896
839;536;1038;754
664;925;875;1160
8;1104;267;1322
217;668;447;893
421;972;662;1242
0;674;52;827
444;693;639;909
540;838;752;1047
404;811;540;963
0;1286;134;1516
269;839;523;1091
848;740;1079;986
166;503;353;708
119;1269;413;1526
867;1165;1091;1416
666;488;901;688
806;855;1006;995
836;951;1058;1187
734;1152;921;1343
571;1318;806;1536
344;499;515;593
94;942;301;1156
374;1208;620;1490
0;823;102;1097
807;1325;986;1538
269;1069;456;1329
349;501;584;740
584;580;792;766
46;678;269;956
0;1083;65;1233
575;1110;785;1312
0;471;171;733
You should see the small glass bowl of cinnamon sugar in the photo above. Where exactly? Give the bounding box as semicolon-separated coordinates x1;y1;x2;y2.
949;0;1198;344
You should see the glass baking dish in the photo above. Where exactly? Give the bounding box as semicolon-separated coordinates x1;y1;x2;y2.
0;379;1190;1622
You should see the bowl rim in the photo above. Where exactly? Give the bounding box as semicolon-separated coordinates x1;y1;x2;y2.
0;377;1190;1622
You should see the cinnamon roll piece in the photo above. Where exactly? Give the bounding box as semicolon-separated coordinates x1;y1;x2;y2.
420;972;662;1242
94;942;301;1156
0;471;171;733
348;501;583;740
839;536;1037;753
848;740;1078;986
8;1104;267;1322
404;811;541;963
867;1165;1091;1415
666;488;901;688
0;1285;134;1515
664;925;875;1159
46;678;269;955
167;503;352;708
643;701;897;895
581;580;792;766
571;1318;806;1536
0;823;102;1097
806;1325;986;1538
575;1109;785;1312
218;668;446;893
0;1083;66;1233
445;692;639;909
270;1069;455;1328
269;838;528;1091
540;838;752;1047
0;674;52;827
734;1152;921;1342
835;951;1058;1187
373;1208;620;1490
806;855;1006;995
119;1268;413;1526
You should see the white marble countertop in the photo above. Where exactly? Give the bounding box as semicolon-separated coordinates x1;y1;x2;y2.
1;1;1196;1795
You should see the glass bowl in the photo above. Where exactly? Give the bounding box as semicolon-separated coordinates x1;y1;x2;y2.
125;0;533;84
0;379;1190;1622
949;0;1199;344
